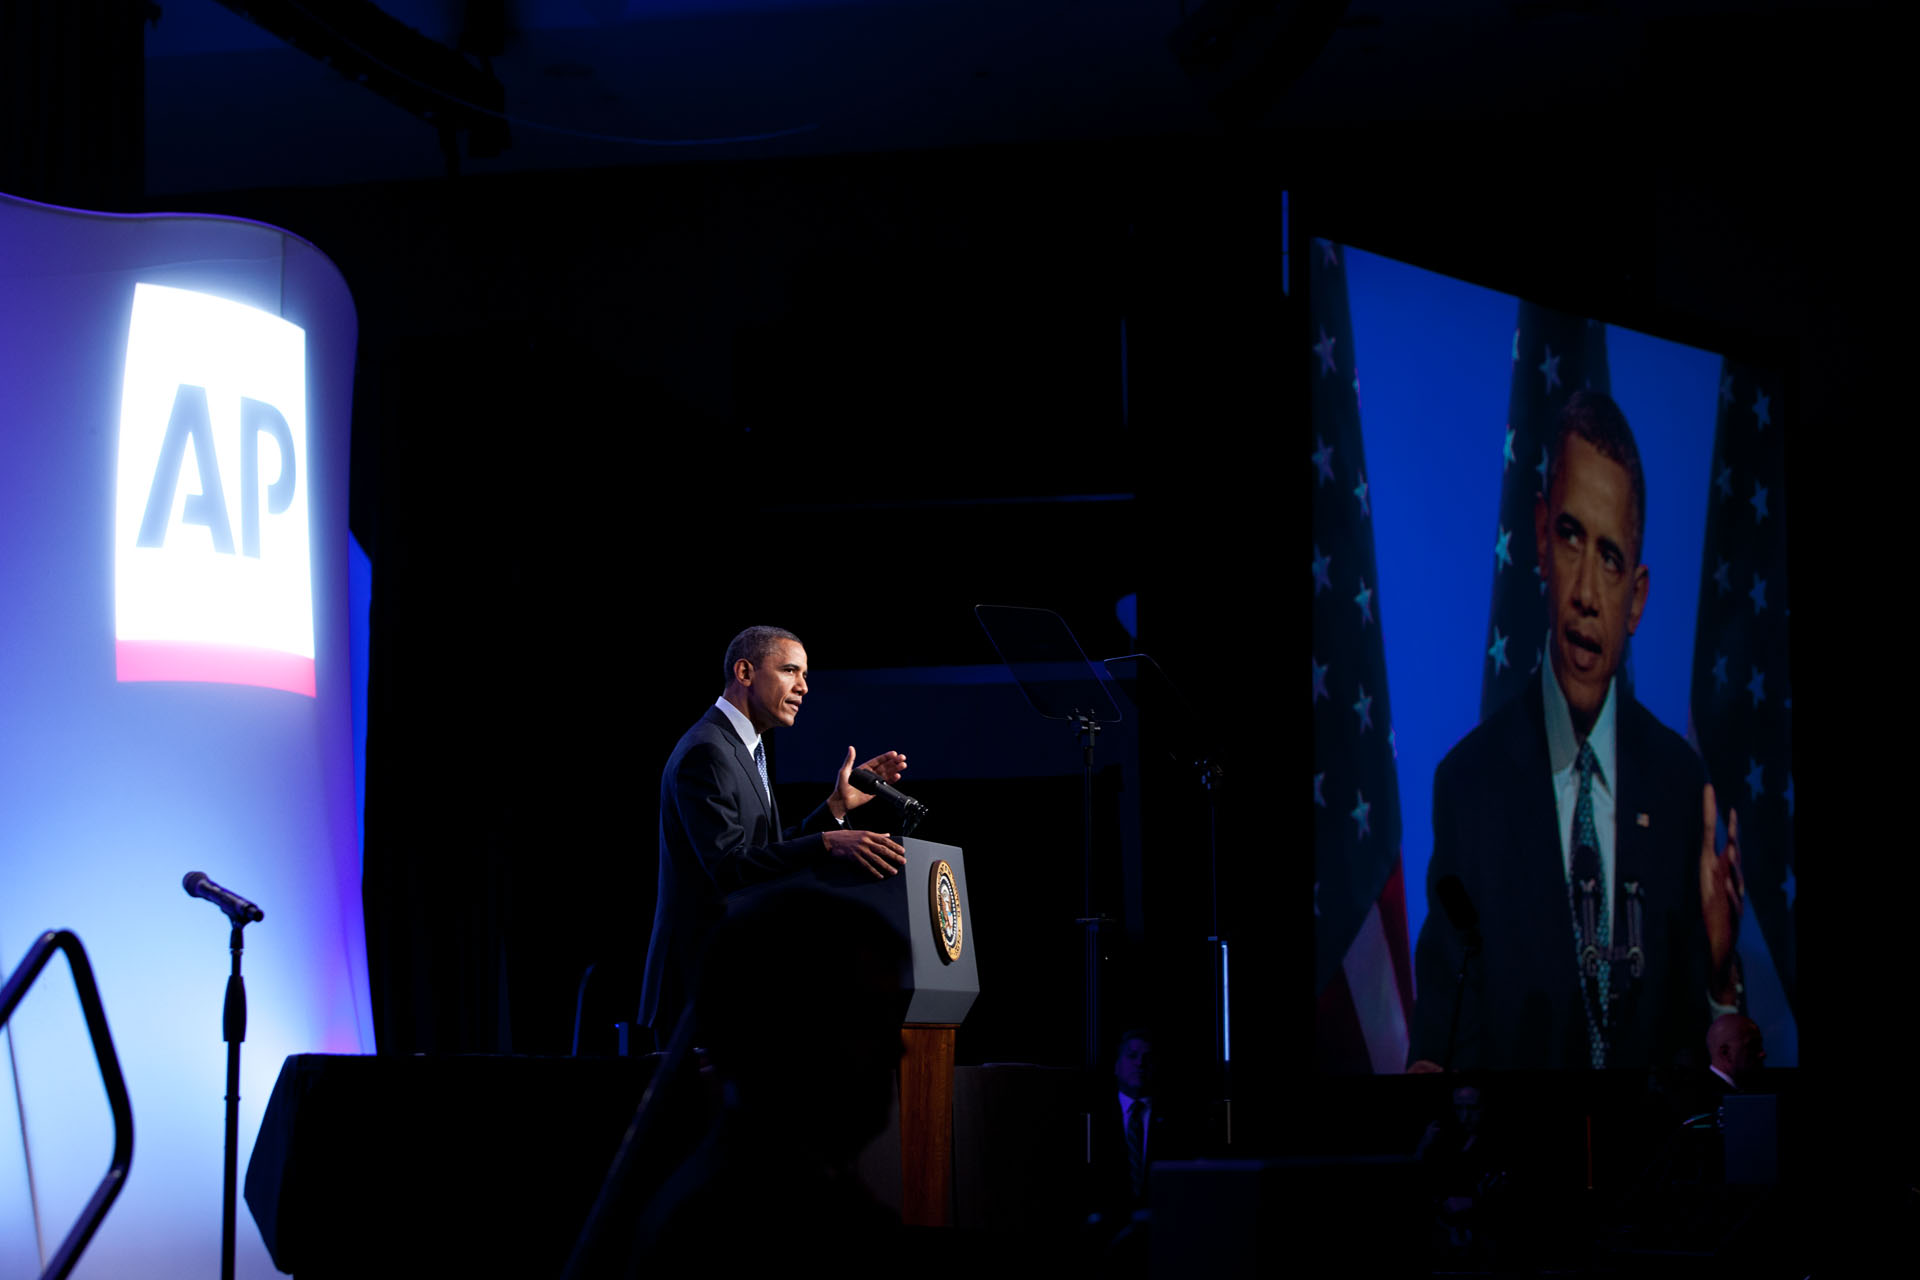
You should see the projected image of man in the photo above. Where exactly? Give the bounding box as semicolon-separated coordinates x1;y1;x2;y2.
1408;392;1744;1071
639;626;911;1041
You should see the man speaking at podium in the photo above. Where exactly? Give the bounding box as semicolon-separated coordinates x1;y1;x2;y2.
1407;394;1745;1072
640;626;911;1042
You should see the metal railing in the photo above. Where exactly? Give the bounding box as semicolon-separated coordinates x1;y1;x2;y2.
0;930;134;1280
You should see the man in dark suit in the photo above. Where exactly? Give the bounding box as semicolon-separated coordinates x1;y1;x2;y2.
1085;1028;1199;1222
639;625;911;1042
1408;392;1746;1072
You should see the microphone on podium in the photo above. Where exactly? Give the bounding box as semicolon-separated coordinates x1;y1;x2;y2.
848;768;929;836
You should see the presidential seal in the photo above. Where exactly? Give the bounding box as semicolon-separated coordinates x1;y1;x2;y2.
929;859;963;964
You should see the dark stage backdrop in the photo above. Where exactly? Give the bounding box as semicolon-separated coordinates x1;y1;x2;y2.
170;137;1280;1136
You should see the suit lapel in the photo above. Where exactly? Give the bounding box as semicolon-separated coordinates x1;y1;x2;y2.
706;706;777;836
1504;678;1574;970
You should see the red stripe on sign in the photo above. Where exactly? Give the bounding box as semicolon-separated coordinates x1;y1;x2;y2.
116;640;315;697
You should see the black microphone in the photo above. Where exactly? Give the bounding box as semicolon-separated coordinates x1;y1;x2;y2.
848;768;929;826
183;871;264;925
1436;874;1481;952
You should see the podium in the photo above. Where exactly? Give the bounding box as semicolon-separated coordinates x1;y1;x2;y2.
737;835;978;1225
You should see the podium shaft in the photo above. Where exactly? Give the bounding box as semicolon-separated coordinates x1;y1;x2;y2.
899;1024;956;1226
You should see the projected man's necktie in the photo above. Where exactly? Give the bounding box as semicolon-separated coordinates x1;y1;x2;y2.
1125;1098;1148;1196
1569;740;1609;1068
753;739;771;809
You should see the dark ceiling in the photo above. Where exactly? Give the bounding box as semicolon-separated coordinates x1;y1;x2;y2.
142;0;1879;195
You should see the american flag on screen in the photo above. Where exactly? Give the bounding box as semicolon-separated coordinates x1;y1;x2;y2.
1311;239;1414;1074
1480;303;1613;721
1689;360;1797;1056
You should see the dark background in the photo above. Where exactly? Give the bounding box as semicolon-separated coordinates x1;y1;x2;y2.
3;1;1903;1187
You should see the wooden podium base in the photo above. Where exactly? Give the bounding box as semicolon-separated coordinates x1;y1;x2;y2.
899;1023;957;1226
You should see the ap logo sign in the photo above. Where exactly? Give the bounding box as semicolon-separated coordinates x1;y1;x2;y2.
115;283;315;696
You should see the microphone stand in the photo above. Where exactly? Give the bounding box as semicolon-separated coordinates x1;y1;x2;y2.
221;923;249;1280
1442;923;1481;1073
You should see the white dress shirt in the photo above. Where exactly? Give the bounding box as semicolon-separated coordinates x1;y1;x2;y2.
713;696;769;806
1541;648;1618;932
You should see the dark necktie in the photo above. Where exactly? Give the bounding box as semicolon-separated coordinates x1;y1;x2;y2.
1569;740;1609;1068
1125;1098;1148;1196
753;739;771;811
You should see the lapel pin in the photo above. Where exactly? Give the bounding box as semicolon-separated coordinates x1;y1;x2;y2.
1636;813;1650;827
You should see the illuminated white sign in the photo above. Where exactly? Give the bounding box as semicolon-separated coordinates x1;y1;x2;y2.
115;283;314;695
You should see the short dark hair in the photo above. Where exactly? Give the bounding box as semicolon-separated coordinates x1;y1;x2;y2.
1113;1028;1154;1059
1544;390;1646;564
721;626;802;686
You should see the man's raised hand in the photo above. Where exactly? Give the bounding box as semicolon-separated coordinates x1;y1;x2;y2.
1700;783;1745;1003
823;828;907;879
831;745;909;819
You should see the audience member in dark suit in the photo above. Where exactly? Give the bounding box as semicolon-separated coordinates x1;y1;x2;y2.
626;886;911;1272
639;626;910;1040
1407;392;1747;1072
1416;1082;1511;1257
1085;1028;1198;1225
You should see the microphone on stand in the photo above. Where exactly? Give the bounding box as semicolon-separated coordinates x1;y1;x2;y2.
183;872;264;925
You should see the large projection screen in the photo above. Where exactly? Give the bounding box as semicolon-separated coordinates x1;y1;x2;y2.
1310;239;1797;1077
1;192;369;1278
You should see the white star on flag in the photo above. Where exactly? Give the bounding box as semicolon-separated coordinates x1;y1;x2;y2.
1751;482;1769;523
1314;326;1337;376
1313;437;1335;485
1314;772;1326;807
1488;626;1510;674
1353;685;1373;733
1746;757;1765;800
1747;666;1766;709
1752;388;1771;429
1350;791;1371;840
1313;657;1329;703
1539;344;1561;394
1750;574;1767;615
1717;464;1733;501
1354;471;1370;516
1354;580;1373;626
1720;373;1735;406
1503;425;1515;469
1494;526;1513;571
1313;545;1332;594
1714;559;1732;593
1713;653;1728;689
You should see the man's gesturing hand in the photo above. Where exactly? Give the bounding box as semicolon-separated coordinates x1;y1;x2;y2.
830;745;909;821
1700;783;1745;1004
823;828;907;879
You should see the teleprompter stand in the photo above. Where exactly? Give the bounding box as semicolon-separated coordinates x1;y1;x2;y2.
1103;652;1232;1145
974;605;1122;1074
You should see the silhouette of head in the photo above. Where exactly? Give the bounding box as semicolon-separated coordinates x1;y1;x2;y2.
696;886;910;1160
1707;1014;1765;1086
